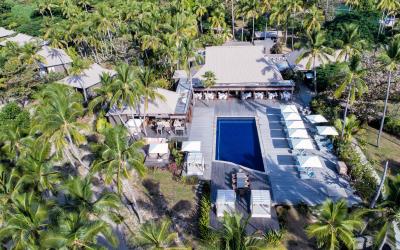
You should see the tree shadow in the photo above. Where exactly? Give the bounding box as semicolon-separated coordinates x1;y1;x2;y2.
141;178;170;217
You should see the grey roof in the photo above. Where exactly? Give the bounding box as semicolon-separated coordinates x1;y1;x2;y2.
58;63;116;89
0;27;15;38
193;45;283;87
37;46;73;67
108;88;190;116
0;33;46;47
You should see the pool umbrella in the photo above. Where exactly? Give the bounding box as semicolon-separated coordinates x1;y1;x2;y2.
283;112;302;121
181;141;201;152
290;138;314;150
148;143;169;154
280;104;298;113
316;126;339;136
287;128;310;138
306;114;328;124
285;120;306;129
296;155;323;168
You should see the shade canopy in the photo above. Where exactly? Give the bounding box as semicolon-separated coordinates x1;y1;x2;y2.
283;112;302;121
317;126;339;136
126;119;143;128
291;139;314;150
306;114;328;124
251;190;271;205
297;155;323;168
148;143;169;154
285;120;306;129
217;190;236;204
280;104;298;113
182;141;201;152
288;128;309;138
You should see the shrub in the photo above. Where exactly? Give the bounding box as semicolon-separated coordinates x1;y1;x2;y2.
270;42;283;54
199;195;212;240
0;102;30;132
264;229;286;247
171;148;184;168
181;175;198;185
384;117;400;136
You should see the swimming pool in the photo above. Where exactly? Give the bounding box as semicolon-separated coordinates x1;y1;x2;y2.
215;117;264;172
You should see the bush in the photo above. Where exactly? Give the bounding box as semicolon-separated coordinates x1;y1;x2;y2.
384;117;400;136
199;195;212;240
0;102;30;132
310;96;341;121
270;42;283;54
264;229;286;247
181;175;198;185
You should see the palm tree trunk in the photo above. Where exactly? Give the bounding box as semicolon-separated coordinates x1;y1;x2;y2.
378;226;388;250
341;85;352;139
313;55;317;94
285;16;288;46
241;17;245;41
252;17;255;43
370;161;389;208
377;70;392;147
64;148;77;169
264;14;268;40
200;18;203;33
291;15;295;50
231;0;235;39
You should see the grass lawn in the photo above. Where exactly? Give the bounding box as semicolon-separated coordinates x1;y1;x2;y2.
142;169;196;213
355;126;400;176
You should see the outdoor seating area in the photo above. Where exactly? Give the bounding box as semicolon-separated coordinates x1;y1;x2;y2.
144;139;170;167
182;141;205;176
279;104;339;179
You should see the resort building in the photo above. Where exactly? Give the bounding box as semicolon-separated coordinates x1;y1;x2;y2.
106;86;193;139
58;63;116;102
0;27;15;39
192;45;295;99
37;46;73;75
0;33;47;47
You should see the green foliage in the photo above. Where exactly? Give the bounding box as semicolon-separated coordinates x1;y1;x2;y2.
199;195;213;240
310;96;341;120
264;229;286;247
325;11;380;47
316;63;344;92
0;102;30;132
270;42;283;54
384;116;400;136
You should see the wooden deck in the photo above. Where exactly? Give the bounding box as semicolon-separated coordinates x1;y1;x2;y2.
210;161;280;234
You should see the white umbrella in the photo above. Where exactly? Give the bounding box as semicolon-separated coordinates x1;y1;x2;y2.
288;128;309;138
148;143;169;154
283;112;302;121
126;118;143;128
297;155;323;168
290;139;314;150
316;126;339;136
181;141;201;152
306;114;328;124
285;120;306;129
280;104;298;113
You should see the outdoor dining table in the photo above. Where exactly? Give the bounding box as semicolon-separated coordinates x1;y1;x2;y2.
236;172;248;189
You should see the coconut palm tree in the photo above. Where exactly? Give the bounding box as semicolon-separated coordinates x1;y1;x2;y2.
194;0;209;34
270;1;289;45
202;212;267;249
209;7;226;35
376;38;400;147
344;0;360;10
303;5;324;33
284;0;303;50
260;0;274;40
135;66;166;136
41;209;118;249
0;192;49;249
88;72;116;114
242;0;261;43
91;125;145;221
334;55;368;138
135;219;179;249
307;199;365;250
336;23;366;62
377;0;400;37
37;0;57;19
373;174;400;249
296;30;333;94
33;84;88;169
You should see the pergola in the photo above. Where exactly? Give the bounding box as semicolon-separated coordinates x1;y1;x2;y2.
306;115;328;124
216;190;236;217
285;120;306;129
283;112;302;121
287;128;310;139
280;104;298;113
250;190;271;218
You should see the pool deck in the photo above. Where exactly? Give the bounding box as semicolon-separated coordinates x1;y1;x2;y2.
210;161;280;234
189;98;361;206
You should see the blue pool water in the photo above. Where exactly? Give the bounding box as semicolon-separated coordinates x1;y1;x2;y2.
216;118;264;172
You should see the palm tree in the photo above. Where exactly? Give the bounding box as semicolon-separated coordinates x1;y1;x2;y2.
303;5;325;33
37;0;57;19
202;71;216;102
194;0;209;33
284;0;303;50
0;192;49;249
260;0;274;40
135;219;179;249
376;38;400;147
336;24;365;62
209;7;226;35
242;0;261;43
373;174;400;249
270;2;288;45
344;0;360;10
307;199;365;250
377;0;400;37
33;84;88;169
203;212;267;249
296;30;333;94
135;66;167;136
334;55;368;138
91;126;145;221
334;114;364;143
41;209;118;249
